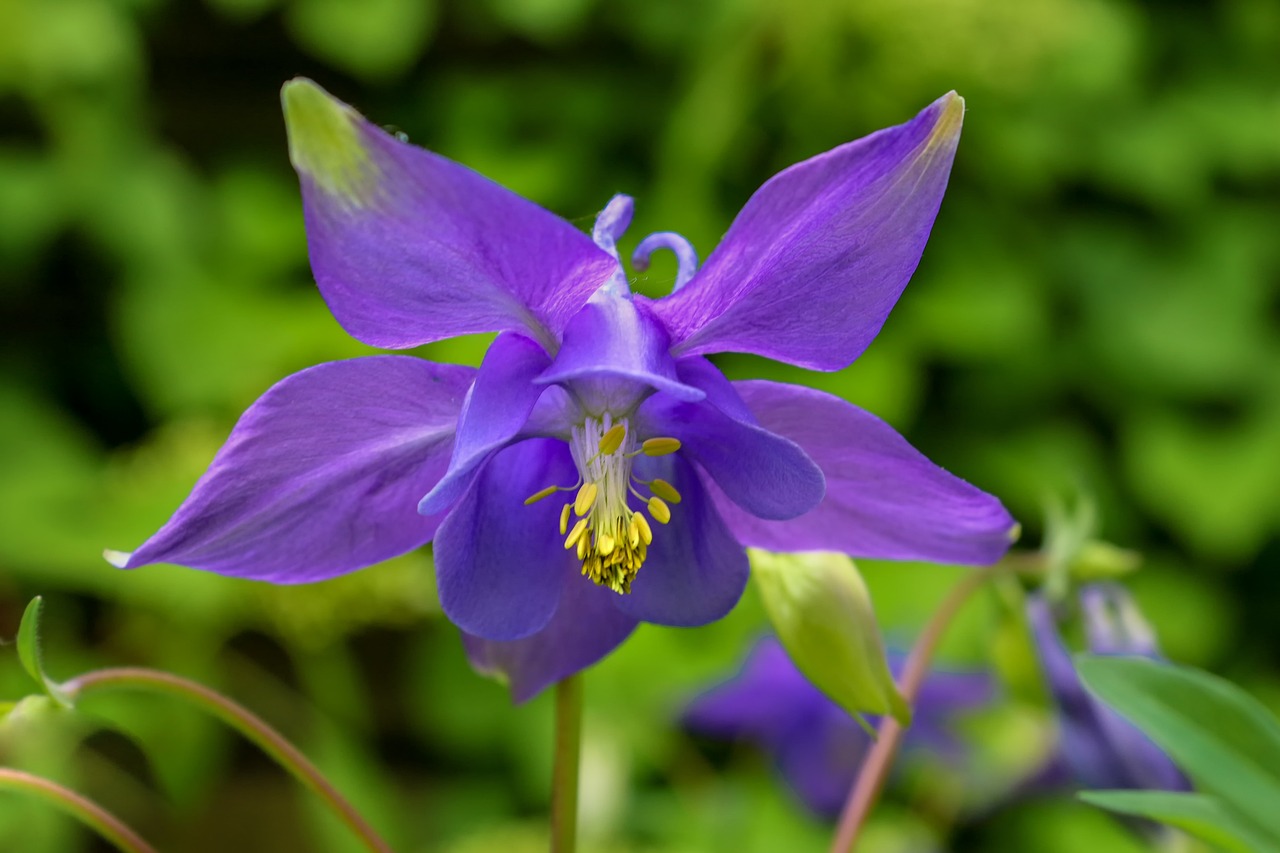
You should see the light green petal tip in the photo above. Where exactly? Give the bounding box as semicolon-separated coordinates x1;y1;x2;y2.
281;78;380;207
929;91;965;146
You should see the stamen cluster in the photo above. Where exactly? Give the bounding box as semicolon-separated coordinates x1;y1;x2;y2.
525;415;682;594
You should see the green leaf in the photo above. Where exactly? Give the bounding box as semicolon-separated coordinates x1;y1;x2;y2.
1080;791;1278;853
750;550;908;724
14;597;71;708
1077;655;1280;844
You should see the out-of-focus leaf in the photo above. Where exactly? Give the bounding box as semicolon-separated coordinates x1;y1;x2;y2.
1080;790;1277;853
1077;655;1280;845
15;598;71;707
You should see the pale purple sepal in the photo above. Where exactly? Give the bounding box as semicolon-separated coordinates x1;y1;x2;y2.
713;381;1015;565
293;87;617;351
462;568;639;703
114;357;474;582
653;93;963;371
433;439;578;641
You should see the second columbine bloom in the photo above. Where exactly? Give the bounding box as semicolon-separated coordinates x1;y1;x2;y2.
109;80;1016;699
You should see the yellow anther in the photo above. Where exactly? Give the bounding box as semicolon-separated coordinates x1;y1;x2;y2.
641;437;681;456
577;535;589;560
632;512;653;545
598;534;616;556
598;423;626;455
564;519;588;549
559;503;571;535
648;497;671;524
524;485;559;505
649;478;682;504
628;518;641;549
574;482;598;516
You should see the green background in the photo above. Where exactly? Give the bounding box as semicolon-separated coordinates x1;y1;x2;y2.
1;0;1278;849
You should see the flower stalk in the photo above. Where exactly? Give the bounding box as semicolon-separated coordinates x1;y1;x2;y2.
61;667;394;853
0;767;158;853
551;674;584;853
828;561;1007;853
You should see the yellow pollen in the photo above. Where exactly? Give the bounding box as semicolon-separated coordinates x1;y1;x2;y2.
564;519;588;549
524;485;559;505
574;482;598;517
649;478;682;504
632;512;653;545
558;503;571;535
576;535;589;561
598;423;626;455
648;497;671;524
598;533;616;556
641;437;681;456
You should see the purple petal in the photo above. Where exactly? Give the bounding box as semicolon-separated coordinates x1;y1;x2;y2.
433;439;579;640
636;369;825;522
774;709;867;819
418;333;551;516
462;566;639;703
652;92;964;371
536;294;704;411
714;381;1016;565
283;79;616;351
111;357;474;582
613;454;749;626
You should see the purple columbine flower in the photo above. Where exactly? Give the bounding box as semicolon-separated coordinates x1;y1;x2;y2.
106;79;1015;700
1027;585;1190;792
683;638;995;818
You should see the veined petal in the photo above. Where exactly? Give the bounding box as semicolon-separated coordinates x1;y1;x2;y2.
433;439;578;640
613;454;749;626
536;293;704;412
715;381;1016;565
418;333;550;516
462;566;638;703
109;357;474;582
653;92;964;371
636;364;824;521
283;79;616;351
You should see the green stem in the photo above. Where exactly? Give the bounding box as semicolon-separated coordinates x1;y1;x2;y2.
61;667;394;853
0;767;158;853
551;674;584;853
828;562;1005;853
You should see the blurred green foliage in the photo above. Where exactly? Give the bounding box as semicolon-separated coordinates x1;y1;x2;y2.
1;0;1278;850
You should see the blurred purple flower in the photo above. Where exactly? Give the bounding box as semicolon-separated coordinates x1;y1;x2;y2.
1027;585;1190;792
683;638;995;818
107;80;1015;700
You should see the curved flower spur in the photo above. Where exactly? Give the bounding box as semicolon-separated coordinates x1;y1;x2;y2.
106;80;1016;700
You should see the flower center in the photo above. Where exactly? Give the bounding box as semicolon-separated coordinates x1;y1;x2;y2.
525;415;682;594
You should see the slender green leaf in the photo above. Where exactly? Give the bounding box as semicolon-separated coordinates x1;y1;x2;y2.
1080;791;1279;853
14;597;71;708
1077;655;1280;844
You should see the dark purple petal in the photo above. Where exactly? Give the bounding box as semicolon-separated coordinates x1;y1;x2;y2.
418;333;551;516
462;566;639;703
775;709;867;819
536;294;704;411
635;371;824;522
283;79;616;351
109;357;474;582
614;454;749;626
715;381;1016;565
652;92;963;371
1027;595;1189;792
683;638;829;742
433;439;578;640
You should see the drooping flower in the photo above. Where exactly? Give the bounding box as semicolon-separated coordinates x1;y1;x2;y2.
683;637;994;818
106;79;1016;701
1026;585;1189;792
